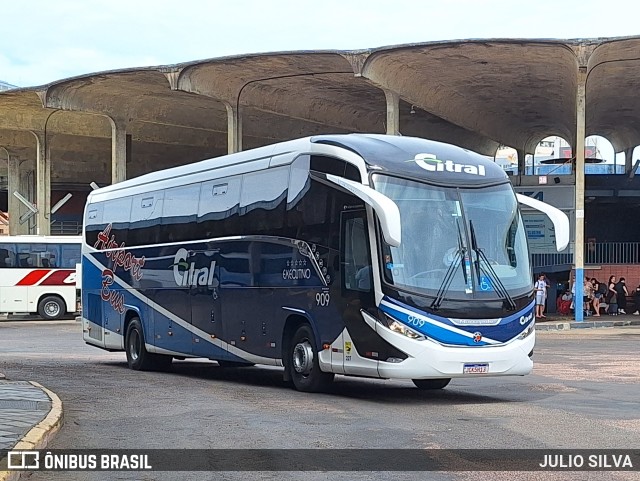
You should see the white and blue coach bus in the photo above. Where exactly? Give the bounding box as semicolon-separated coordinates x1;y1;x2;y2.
81;134;569;392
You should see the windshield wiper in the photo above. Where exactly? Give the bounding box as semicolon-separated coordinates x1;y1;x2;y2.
469;220;517;311
431;218;467;310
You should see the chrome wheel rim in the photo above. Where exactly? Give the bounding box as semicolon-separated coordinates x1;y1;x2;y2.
292;340;314;375
44;301;60;317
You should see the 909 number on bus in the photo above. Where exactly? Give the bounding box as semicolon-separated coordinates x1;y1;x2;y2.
406;315;426;328
316;292;330;307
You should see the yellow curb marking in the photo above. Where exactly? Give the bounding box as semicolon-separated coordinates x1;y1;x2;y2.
0;381;63;481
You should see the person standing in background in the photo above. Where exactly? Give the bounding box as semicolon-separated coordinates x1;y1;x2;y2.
607;275;618;315
583;276;594;316
591;278;603;316
632;285;640;315
615;277;629;314
535;273;547;319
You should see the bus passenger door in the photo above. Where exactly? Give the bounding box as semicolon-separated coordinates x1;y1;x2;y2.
340;209;377;377
189;250;226;359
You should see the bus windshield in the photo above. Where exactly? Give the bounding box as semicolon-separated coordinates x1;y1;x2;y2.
372;174;531;300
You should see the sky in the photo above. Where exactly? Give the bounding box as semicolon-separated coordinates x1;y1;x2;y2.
1;0;638;159
2;0;638;88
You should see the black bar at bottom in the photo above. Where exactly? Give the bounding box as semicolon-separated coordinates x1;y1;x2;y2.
1;449;638;471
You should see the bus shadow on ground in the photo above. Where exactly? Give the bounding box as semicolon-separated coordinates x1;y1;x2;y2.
103;360;526;405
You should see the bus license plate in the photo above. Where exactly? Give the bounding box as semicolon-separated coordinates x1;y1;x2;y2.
463;363;489;374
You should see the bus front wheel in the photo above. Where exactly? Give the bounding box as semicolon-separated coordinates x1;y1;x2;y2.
412;378;451;390
288;324;334;392
38;296;65;320
125;317;172;371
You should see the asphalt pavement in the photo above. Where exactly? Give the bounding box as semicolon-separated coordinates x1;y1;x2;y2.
0;312;639;480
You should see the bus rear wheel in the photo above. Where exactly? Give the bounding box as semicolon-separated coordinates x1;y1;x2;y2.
288;324;334;392
125;317;172;371
412;378;451;390
38;296;65;320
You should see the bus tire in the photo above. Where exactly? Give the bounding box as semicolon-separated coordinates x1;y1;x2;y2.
38;296;65;320
412;378;451;390
288;324;334;392
125;317;172;371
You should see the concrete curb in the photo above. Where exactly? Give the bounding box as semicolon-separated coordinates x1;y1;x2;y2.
536;318;640;331
0;382;64;481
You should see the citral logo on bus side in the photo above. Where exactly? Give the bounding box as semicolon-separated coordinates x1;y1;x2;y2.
172;248;217;287
409;153;486;176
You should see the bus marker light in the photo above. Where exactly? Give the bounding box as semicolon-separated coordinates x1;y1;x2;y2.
322;343;331;350
385;357;404;363
240;336;246;341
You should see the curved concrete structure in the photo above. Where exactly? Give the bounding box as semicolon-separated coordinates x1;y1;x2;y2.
1;36;640;236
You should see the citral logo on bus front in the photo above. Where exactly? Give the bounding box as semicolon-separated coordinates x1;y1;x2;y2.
409;153;486;176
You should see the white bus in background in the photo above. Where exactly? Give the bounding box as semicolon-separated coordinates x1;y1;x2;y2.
0;235;82;319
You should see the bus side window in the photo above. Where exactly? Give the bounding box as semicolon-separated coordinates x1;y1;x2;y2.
1;244;18;267
341;212;372;293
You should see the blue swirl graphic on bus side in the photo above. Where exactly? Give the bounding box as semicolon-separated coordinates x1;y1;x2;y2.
82;254;247;362
379;296;535;346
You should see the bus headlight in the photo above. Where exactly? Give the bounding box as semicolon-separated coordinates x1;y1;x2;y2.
387;318;425;340
518;322;535;340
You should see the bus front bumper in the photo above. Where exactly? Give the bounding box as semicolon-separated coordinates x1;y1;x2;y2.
376;332;535;379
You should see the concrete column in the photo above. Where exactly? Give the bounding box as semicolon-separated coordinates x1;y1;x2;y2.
574;67;587;322
22;168;36;234
224;102;242;154
6;151;22;235
384;90;400;135
31;131;51;235
109;117;128;184
516;149;526;178
624;148;633;175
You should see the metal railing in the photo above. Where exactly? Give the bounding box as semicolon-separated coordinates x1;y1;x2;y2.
50;220;82;235
531;252;574;269
532;242;640;268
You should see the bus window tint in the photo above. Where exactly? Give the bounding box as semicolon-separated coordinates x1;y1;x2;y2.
102;197;132;245
343;215;372;292
0;245;17;267
2;243;80;269
129;191;164;246
163;184;199;242
59;244;81;268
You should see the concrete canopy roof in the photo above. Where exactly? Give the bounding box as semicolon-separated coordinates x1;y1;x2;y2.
2;36;640;187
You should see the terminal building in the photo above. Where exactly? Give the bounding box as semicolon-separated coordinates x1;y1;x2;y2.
2;37;640;313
